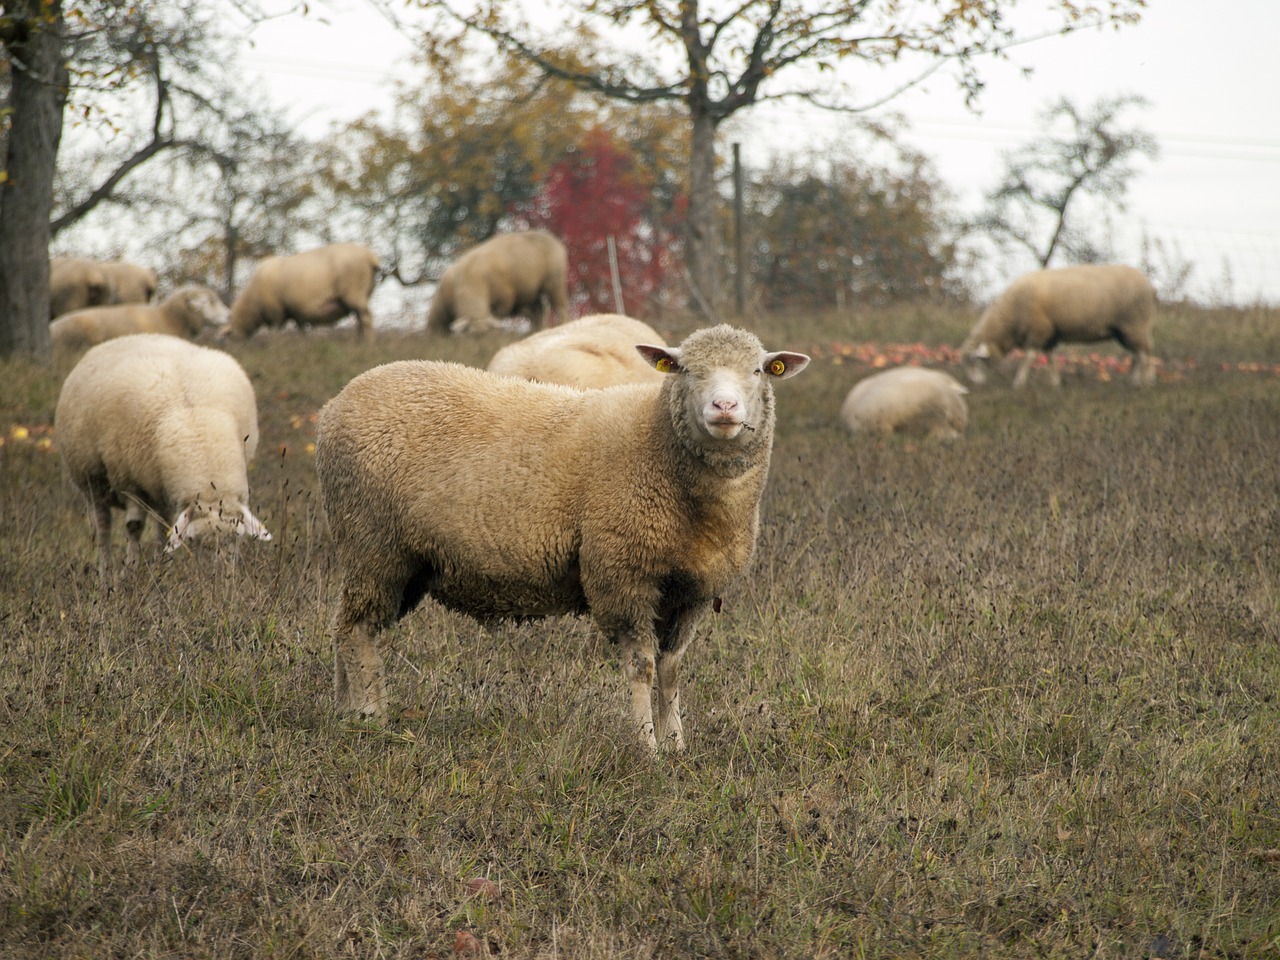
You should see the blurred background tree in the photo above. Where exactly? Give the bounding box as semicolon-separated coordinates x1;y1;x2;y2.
747;142;966;311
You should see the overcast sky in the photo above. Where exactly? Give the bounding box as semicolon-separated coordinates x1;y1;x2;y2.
241;1;1280;305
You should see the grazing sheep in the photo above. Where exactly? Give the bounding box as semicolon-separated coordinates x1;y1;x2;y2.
50;257;158;318
486;313;668;389
961;264;1158;388
315;324;810;750
55;334;272;583
841;367;969;441
426;230;569;334
225;243;381;341
50;285;230;368
101;261;159;306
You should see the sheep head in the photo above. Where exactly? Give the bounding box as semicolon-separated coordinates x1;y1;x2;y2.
166;499;272;552
637;325;809;463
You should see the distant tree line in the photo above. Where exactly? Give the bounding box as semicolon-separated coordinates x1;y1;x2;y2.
1;0;1150;357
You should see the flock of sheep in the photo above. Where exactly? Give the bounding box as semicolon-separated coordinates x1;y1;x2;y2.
47;231;1160;749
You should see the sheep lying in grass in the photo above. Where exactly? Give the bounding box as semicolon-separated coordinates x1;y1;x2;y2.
486;313;668;389
55;334;272;583
316;324;810;750
841;367;969;441
225;243;381;341
426;230;569;334
961;264;1158;388
50;285;229;368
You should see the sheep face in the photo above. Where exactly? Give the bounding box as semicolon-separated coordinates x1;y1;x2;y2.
637;325;809;444
187;288;231;330
962;341;998;385
166;499;272;552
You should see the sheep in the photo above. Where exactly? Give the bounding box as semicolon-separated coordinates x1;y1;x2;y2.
101;261;159;307
224;243;381;341
960;264;1157;388
49;257;158;318
50;285;230;369
55;333;272;583
315;324;810;750
486;313;669;389
426;230;569;334
840;366;969;441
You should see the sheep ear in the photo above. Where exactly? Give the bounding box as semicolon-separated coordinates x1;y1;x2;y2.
166;509;192;552
240;505;272;542
762;351;810;380
636;344;682;374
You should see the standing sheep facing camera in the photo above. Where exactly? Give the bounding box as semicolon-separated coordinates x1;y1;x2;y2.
487;313;668;388
841;366;969;441
316;325;810;751
961;264;1157;388
426;230;569;334
225;243;381;340
50;285;229;369
55;334;272;583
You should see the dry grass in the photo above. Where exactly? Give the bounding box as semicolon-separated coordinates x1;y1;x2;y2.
2;305;1278;958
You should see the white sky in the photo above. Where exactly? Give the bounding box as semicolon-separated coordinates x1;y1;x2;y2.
240;0;1280;305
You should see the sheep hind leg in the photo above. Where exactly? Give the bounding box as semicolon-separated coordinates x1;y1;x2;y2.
1131;349;1155;387
620;633;659;752
124;499;147;568
90;497;114;585
1012;350;1037;389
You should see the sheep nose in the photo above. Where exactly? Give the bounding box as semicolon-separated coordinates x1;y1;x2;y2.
713;397;739;413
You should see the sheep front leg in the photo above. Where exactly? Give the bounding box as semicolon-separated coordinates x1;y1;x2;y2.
656;648;686;752
656;607;705;752
334;615;388;720
619;632;659;752
1012;349;1038;389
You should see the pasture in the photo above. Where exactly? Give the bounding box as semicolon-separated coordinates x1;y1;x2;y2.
2;302;1278;958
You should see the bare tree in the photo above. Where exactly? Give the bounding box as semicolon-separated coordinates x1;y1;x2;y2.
979;94;1159;269
408;0;1146;319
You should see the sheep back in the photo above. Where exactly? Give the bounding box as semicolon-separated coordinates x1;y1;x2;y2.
841;366;969;440
486;313;667;388
228;243;380;339
426;230;569;333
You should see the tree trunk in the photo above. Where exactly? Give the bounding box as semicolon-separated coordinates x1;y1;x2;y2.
0;0;67;359
685;107;720;320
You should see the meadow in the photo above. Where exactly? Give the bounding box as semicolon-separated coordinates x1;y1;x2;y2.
1;301;1278;958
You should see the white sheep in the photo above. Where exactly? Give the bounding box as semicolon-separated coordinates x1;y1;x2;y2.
426;230;569;334
486;313;668;389
961;264;1158;388
841;366;969;441
225;243;381;341
315;324;810;750
50;285;229;368
55;334;272;583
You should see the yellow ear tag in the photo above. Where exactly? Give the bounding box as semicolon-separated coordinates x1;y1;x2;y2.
655;357;673;373
768;359;787;376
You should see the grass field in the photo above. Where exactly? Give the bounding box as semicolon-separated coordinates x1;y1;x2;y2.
2;302;1278;958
